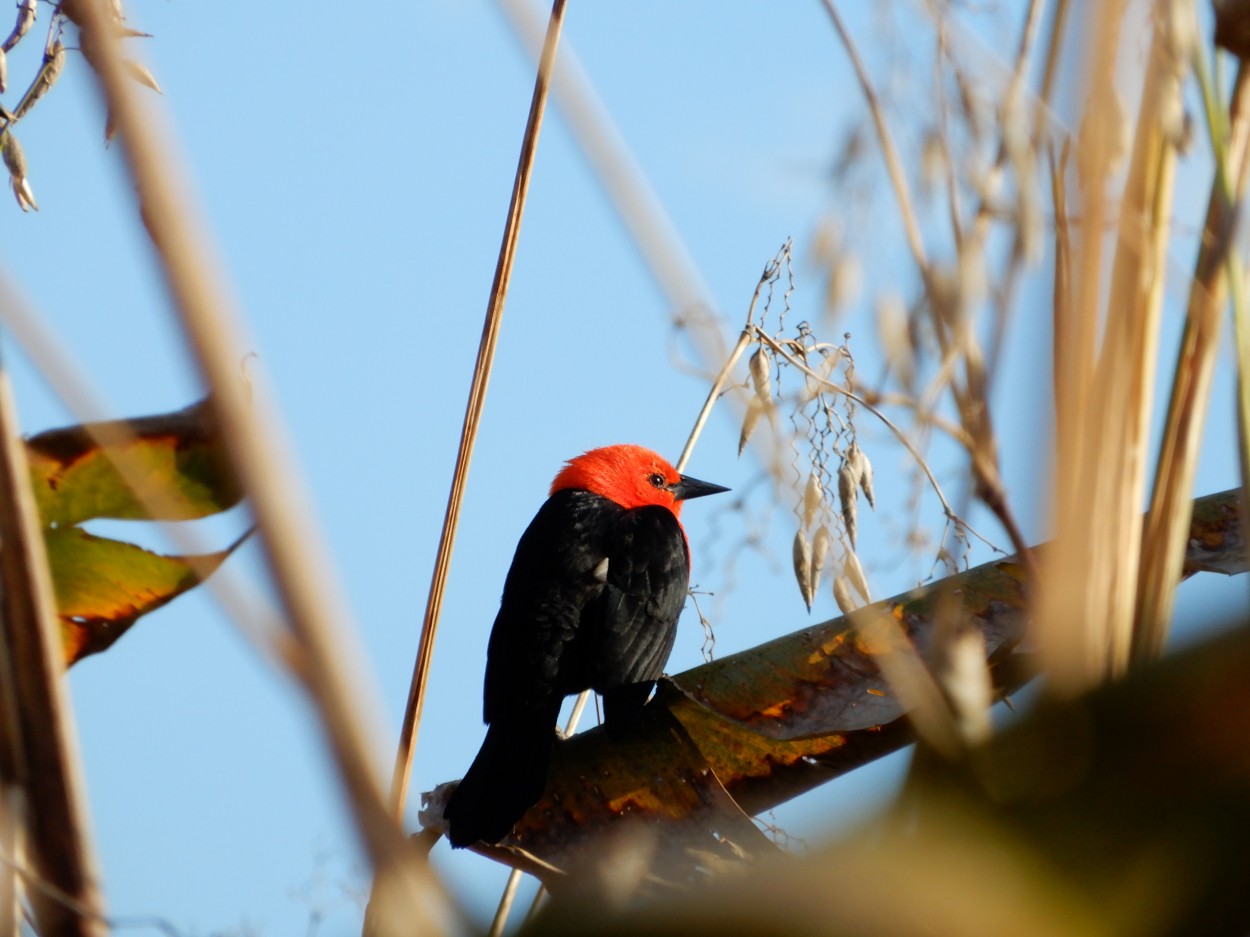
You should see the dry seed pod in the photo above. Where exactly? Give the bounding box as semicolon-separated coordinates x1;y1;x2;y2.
2;131;26;175
824;252;862;315
876;291;914;386
844;550;871;604
124;59;162;94
802;471;823;529
810;525;831;599
837;461;859;548
747;347;771;402
792;529;814;611
920;129;945;195
832;575;856;615
738;398;763;456
2;132;37;212
0;46;7;95
9;170;35;211
13;41;65;121
2;0;35;54
848;441;875;509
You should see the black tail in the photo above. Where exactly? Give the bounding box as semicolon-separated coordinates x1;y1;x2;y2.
444;715;555;848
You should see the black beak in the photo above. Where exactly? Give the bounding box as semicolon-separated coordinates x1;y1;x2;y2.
671;473;730;501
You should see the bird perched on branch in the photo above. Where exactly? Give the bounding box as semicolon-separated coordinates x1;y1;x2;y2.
444;444;728;848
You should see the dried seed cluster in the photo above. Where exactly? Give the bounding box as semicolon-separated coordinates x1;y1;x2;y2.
735;245;878;615
0;0;160;212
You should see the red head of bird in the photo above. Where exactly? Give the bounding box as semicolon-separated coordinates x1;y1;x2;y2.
549;444;728;515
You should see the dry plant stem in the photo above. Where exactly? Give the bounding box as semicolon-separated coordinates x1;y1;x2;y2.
1134;62;1250;662
674;253;780;473
1049;145;1072;424
820;0;927;274
1040;1;1131;693
1033;0;1071;146
0;790;14;937
964;0;1047;385
1235;261;1250;548
857;390;973;449
488;868;523;937
496;0;729;387
0;356;104;936
391;0;568;822
676;330;752;474
1058;1;1124;479
1083;11;1181;675
827;0;1030;576
962;0;1047;248
72;3;447;924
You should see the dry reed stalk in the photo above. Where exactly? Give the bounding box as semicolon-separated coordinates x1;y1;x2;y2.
0;355;104;935
1086;2;1187;674
495;0;728;384
1038;0;1169;693
398;3;567;932
1134;60;1250;660
70;2;450;931
488;865;524;937
1235;255;1250;536
391;0;569;821
0;787;16;937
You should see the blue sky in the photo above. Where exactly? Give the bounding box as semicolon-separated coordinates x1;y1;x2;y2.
0;1;1244;933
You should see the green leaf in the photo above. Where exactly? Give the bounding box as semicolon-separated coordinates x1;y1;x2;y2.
26;397;243;527
47;526;246;665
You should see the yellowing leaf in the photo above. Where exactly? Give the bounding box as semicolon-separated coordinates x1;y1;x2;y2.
26;398;242;527
49;527;246;665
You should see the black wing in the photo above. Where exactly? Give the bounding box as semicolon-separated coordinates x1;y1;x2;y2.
482;489;620;724
589;504;690;725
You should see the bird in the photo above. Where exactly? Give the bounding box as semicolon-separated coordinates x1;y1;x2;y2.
443;444;728;848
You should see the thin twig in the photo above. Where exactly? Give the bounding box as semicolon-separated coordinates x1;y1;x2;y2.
391;0;569;820
676;330;751;475
675;251;784;473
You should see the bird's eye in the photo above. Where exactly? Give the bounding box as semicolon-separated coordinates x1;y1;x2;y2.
648;473;667;489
